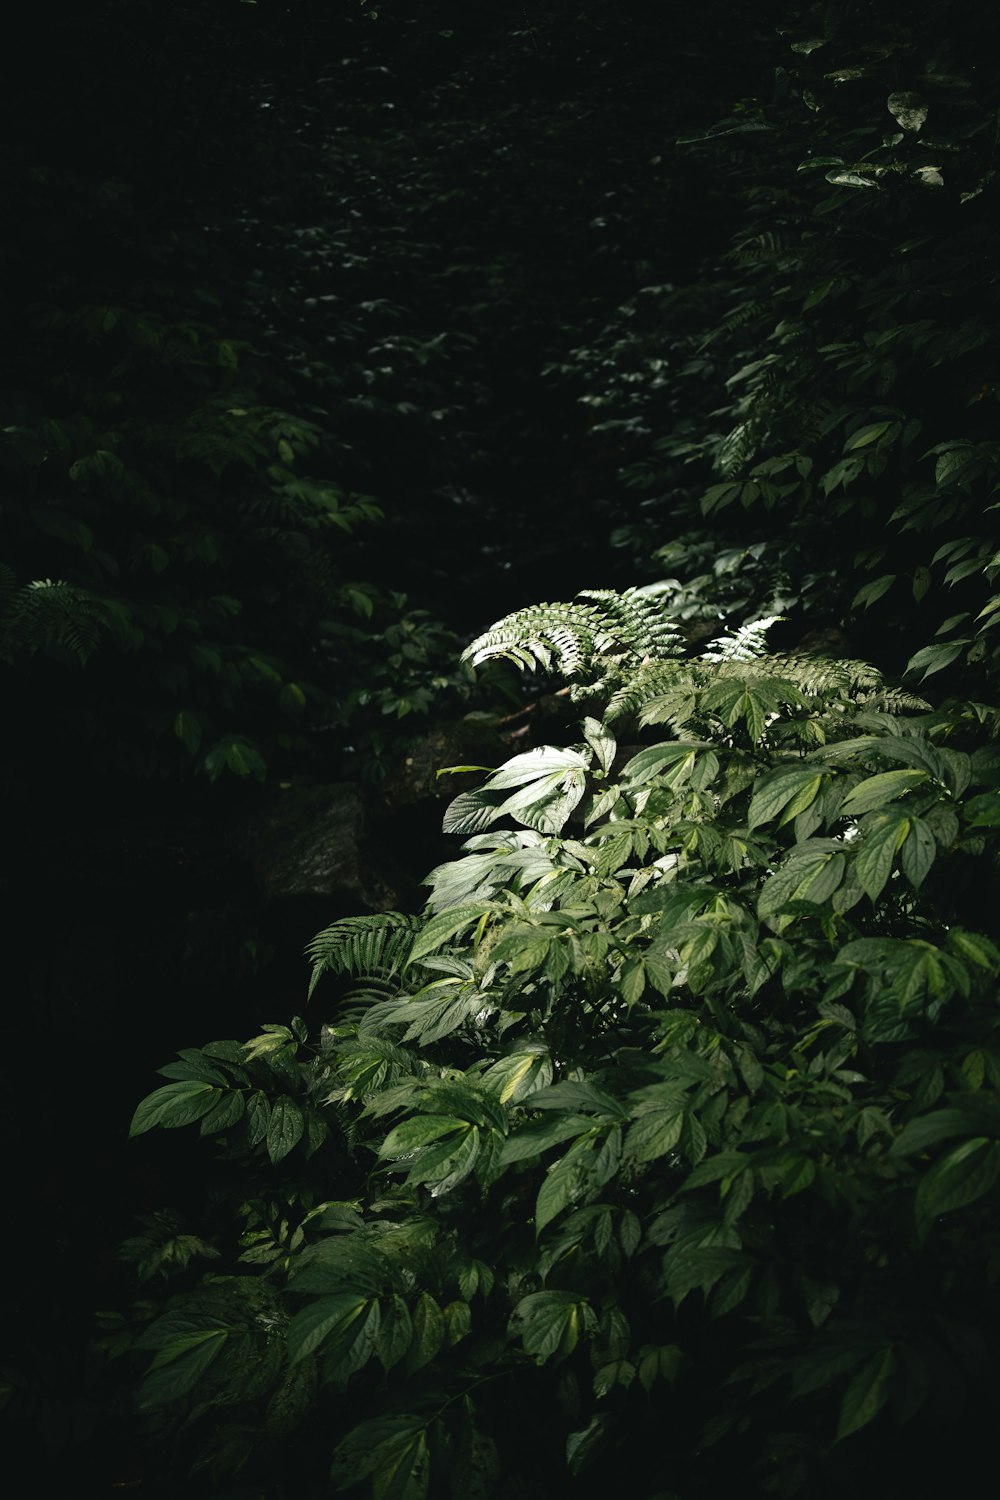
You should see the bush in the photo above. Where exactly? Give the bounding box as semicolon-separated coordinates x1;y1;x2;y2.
122;590;1000;1498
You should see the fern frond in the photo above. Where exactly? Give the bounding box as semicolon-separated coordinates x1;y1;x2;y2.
700;616;783;662
716;421;756;476
463;588;683;678
604;661;696;724
857;686;931;713
576;588;685;661
723;231;795;266
306;912;421;999
699;298;769;347
2;578;104;664
719;653;883;698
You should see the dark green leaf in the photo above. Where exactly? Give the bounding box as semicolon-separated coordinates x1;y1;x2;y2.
512;1290;592;1364
915;1137;1000;1239
836;1347;895;1441
287;1293;371;1365
129;1081;221;1137
267;1097;305;1164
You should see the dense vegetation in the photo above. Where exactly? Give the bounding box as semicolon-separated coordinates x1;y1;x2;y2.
3;1;999;1497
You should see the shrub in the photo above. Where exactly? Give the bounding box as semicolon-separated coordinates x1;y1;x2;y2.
122;590;1000;1498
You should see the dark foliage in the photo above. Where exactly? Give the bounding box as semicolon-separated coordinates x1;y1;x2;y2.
3;2;1000;1498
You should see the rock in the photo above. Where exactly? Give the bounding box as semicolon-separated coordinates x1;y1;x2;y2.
234;781;411;913
380;717;508;809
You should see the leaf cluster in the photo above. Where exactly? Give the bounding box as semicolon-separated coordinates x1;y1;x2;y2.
122;590;1000;1498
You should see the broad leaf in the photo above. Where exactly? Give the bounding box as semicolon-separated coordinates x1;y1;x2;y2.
915;1137;1000;1240
836;1347;895;1440
512;1290;593;1364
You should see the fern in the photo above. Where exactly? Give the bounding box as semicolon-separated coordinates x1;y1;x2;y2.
856;685;932;714
0;577;105;665
604;661;697;724
462;587;683;677
305;913;421;1000
701;616;784;662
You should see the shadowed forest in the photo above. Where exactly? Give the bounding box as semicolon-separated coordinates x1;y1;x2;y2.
3;2;1000;1496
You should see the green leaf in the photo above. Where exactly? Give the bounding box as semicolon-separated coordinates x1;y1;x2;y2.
530;1080;627;1117
417;1126;481;1196
948;929;1000;970
836;1347;895;1440
623;742;707;786
840;769;928;817
583;716;617;774
442;786;508;835
637;1344;683;1391
246;1091;271;1146
915;1137;1000;1240
498;768;588;834
899;817;936;889
887;91;928;132
846;422;893;451
322;1298;382;1385
481;1049;553;1105
138;1328;228;1409
443;1299;471;1347
199;1090;246;1135
379;1115;468;1160
513;1290;592;1364
223;737;267;779
855;816;909;902
826;170;879;189
748;767;823;830
535;1154;591;1232
963;792;1000;828
890;1108;981;1158
905;640;968;681
405;1293;445;1374
173;710;203;754
499;1112;593;1164
619;958;646;1007
625;1095;687;1163
851;574;896;610
129;1081;220;1136
376;1295;413;1372
758;843;846;924
566;1415;611;1476
288;1293;371;1365
488;746;591;789
408;906;489;965
330;1416;428;1498
267;1097;305;1163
